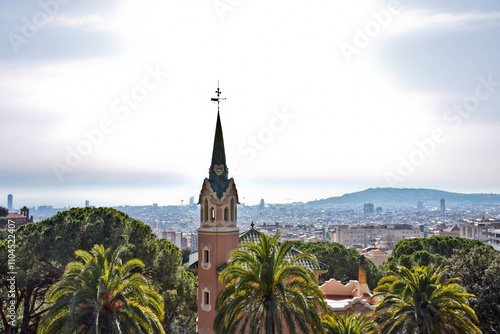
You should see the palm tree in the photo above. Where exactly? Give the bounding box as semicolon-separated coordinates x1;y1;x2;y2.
214;233;326;334
372;264;480;334
38;244;165;334
322;312;375;334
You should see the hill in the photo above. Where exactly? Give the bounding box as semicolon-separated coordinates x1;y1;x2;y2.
307;188;500;206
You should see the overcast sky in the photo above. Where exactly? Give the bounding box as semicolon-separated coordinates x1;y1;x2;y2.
1;0;500;208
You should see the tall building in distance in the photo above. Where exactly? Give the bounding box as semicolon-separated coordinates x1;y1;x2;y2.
440;198;446;213
85;200;90;207
364;203;374;214
7;194;13;211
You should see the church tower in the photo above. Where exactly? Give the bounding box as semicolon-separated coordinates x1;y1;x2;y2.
197;85;239;334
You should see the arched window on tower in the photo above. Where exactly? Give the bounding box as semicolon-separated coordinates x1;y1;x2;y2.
230;198;235;221
203;249;210;265
210;207;215;222
201;287;211;311
204;291;210;307
224;207;229;221
201;246;211;269
204;198;208;222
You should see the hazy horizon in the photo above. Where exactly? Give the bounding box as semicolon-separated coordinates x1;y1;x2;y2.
5;183;500;209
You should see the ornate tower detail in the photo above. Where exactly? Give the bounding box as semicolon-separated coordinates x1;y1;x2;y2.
197;84;239;334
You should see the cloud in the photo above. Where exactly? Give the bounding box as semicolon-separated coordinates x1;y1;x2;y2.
387;10;500;36
0;1;122;61
50;14;107;29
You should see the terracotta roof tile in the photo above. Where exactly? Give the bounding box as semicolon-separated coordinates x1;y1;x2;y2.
6;213;25;219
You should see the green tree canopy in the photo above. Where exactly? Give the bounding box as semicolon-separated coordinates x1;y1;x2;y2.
322;312;375;334
180;247;191;265
215;233;326;334
0;207;196;334
387;236;487;269
0;206;8;217
148;240;197;333
38;245;165;333
445;245;500;333
373;264;480;334
298;241;383;288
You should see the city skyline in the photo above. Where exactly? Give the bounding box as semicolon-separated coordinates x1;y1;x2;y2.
4;186;500;211
1;1;500;207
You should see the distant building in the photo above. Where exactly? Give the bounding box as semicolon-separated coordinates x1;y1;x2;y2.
189;196;195;206
191;233;198;252
440;199;445;213
363;203;374;214
161;230;182;247
417;201;423;210
488;228;500;251
459;216;500;243
85;200;90;207
159;230;188;249
260;198;265;209
440;225;460;237
3;206;33;228
335;224;424;248
7;194;13;211
375;207;382;213
362;247;389;266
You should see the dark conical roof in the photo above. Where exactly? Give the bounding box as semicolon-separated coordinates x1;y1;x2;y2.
211;111;226;167
208;111;229;198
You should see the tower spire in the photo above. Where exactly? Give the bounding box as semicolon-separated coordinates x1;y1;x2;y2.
211;111;226;167
209;82;229;198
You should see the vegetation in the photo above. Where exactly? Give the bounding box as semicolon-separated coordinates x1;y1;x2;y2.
445;245;500;333
0;206;8;217
215;233;326;334
372;264;480;334
150;241;197;333
382;235;498;332
38;245;164;333
180;247;191;265
0;206;8;228
322;312;375;334
298;241;383;288
387;236;487;269
0;207;196;334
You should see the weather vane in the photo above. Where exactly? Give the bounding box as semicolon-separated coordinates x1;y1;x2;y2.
210;80;226;112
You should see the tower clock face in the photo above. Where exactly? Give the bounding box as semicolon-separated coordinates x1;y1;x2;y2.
213;164;225;176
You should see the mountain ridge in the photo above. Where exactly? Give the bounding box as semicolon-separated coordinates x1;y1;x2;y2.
307;187;500;206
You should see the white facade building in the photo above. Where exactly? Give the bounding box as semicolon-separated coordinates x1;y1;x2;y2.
334;224;424;248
